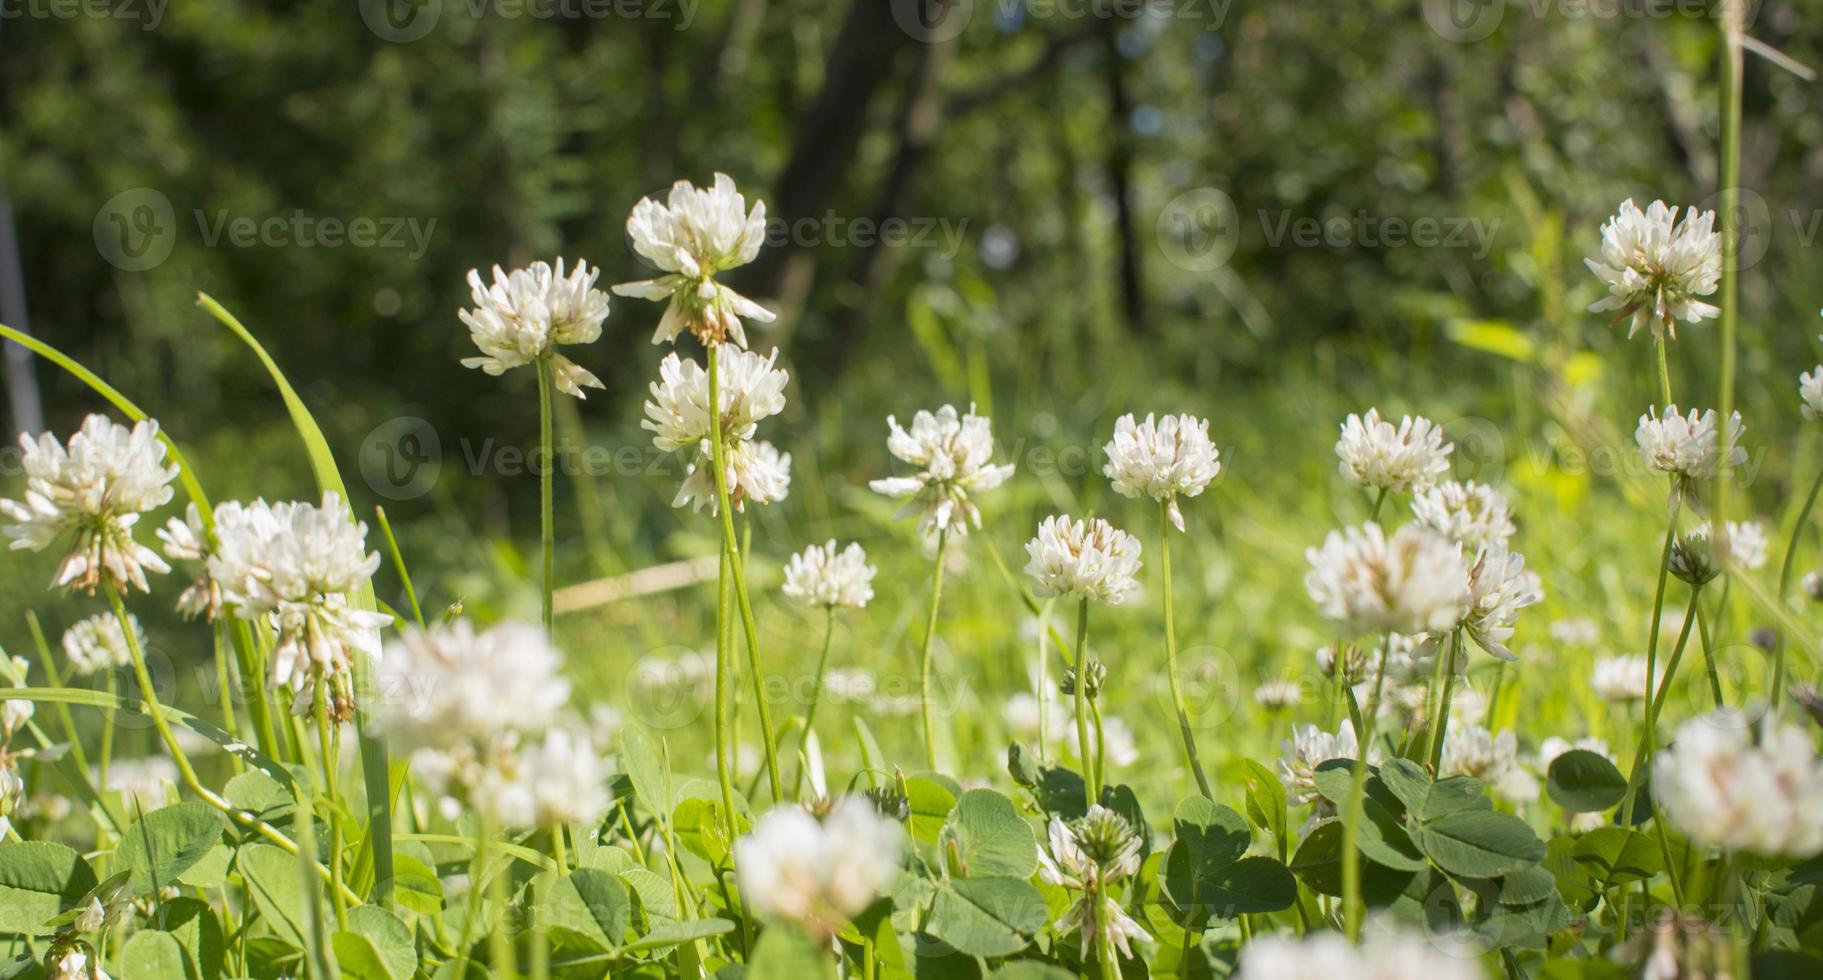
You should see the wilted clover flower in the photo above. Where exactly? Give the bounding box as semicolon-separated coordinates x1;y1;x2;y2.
1635;405;1746;483
459;259;610;398
1059;660;1108;699
1585;199;1721;341
60;613;142;676
1460;545;1543;661
1591;655;1657;704
1039;805;1152;961
1334;409;1453;495
2;415;178;594
782;540;876;610
1236;922;1489;980
1305;522;1469;637
613;173;775;348
44;942;111;980
1315;643;1368;684
1669;526;1723;586
1025;515;1142;605
373;620;571;750
208;493;391;720
734;797;905;939
1101;412;1222;531
1410;480;1514;551
1654;709;1823;858
870;404;1015;537
1439;725;1537;804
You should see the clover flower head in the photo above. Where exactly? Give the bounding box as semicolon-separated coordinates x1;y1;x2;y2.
1305;522;1469;637
1102;412;1222;530
1039;805;1152;961
1654;709;1823;858
1800;364;1823;421
1024;514;1142;604
374;619;571;751
1410;480;1515;550
613;173;775;347
1236;922;1489;980
870;404;1015;536
782;540;876;610
60;613;143;677
459;258;609;398
1460;544;1543;661
1;414;178;594
642;348;789;452
1591;654;1658;704
1586;199;1721;340
1277;720;1367;807
1635;405;1745;482
734;796;905;939
1440;725;1537;803
479;724;613;831
1335;409;1453;494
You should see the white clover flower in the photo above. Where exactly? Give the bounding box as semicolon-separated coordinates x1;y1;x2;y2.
642;348;789;452
459;259;610;398
46;947;112;980
1460;545;1543;661
1591;654;1658;704
155;503;223;620
671;439;791;515
869;404;1015;536
782;540;876;610
824;667;876;703
1277;720;1368;807
1305;522;1469;637
1549;617;1601;647
1100;716;1140;768
1440;725;1538;803
1586;199;1721;341
1655;709;1823;858
374;620;571;751
612;173;775;348
1536;736;1611;774
1236;923;1488;980
1254;679;1301;711
1635;405;1746;482
1101;412;1222;531
103;756;177;811
1;700;32;743
1039;805;1152;961
2;415;178;594
208;493;391;720
1334;409;1453;494
60;613;142;676
1410;480;1515;551
480;725;613;830
1024;515;1142;605
1801;365;1823;421
1724;520;1768;571
734;796;905;939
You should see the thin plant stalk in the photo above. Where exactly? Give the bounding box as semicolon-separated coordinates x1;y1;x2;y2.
918;527;952;773
1653;335;1673;407
794;606;836;799
1620;503;1681;823
714;548;739;842
25;613;88;776
1714;0;1744;541
706;344;784;802
1771;465;1823;707
537;357;556;635
312;687;350;930
1159;500;1213;798
1071;598;1097;809
1694;602;1726;708
1095;902;1120;980
1427;631;1461;773
1341;639;1392;941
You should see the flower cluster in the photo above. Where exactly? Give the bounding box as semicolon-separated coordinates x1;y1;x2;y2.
1024;515;1142;604
782;540;876;610
870;404;1015;537
1585;199;1721;341
1410;480;1514;551
1236;923;1488;980
613;173;775;348
733;796;905;939
1635;405;1745;483
1439;725;1538;803
1305;522;1469;637
644;346;793;513
60;613;143;676
459;258;611;398
2;415;178;594
1334;409;1452;494
1039;805;1152;961
1591;655;1657;704
1654;709;1823;858
1101;412;1222;531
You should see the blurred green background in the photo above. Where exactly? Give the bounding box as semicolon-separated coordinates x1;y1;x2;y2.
4;0;1823;799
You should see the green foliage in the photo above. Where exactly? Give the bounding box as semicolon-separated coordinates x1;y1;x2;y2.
0;842;97;936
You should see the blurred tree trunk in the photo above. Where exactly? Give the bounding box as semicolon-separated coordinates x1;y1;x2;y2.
1100;24;1145;335
0;190;42;436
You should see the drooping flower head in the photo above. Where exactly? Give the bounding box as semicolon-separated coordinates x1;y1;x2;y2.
734;796;905;939
2;414;178;594
613;173;775;348
459;259;610;398
644;348;792;515
1586;199;1722;340
1655;709;1823;858
207;493;391;721
1334;409;1453;495
1410;480;1515;551
477;725;613;831
1101;412;1222;531
60;613;143;677
1039;805;1153;961
870;404;1015;537
671;438;792;515
1024;515;1142;605
1305;522;1469;637
782;540;876;610
1460;544;1542;661
1635;405;1745;483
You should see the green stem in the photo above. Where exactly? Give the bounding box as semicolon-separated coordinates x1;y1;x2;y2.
537;357;556;635
1095;895;1120;980
1772;465;1823;708
375;505;427;630
1620;500;1680;823
1427;632;1460;773
1653;334;1673;407
551;825;569;875
1694;602;1726;708
24;614;89;776
1715;0;1743;546
1072;599;1097;809
706;344;783;802
1160;501;1212;798
1368;486;1389;521
918;527;951;773
312;688;349;930
1342;635;1392;942
794;607;836;800
714;547;738;844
